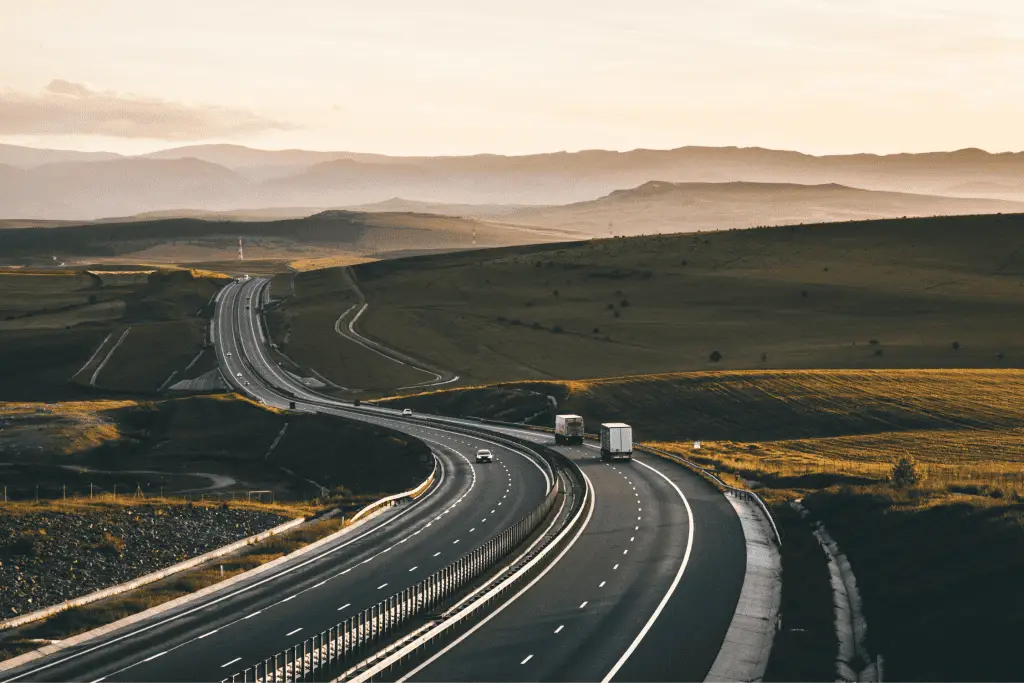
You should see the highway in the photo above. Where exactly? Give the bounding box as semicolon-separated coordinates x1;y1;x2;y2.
225;278;747;682
2;276;747;682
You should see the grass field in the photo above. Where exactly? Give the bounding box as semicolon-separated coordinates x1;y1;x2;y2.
0;393;433;503
0;268;227;399
265;267;429;392
383;368;1024;680
289;214;1022;388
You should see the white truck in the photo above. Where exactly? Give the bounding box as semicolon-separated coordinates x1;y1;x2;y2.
554;414;585;445
600;423;633;461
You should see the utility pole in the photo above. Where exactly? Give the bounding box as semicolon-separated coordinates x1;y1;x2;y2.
238;238;244;261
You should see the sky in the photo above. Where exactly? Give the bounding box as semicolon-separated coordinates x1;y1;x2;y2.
1;0;1022;156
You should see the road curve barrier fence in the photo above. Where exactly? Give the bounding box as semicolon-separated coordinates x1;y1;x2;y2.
222;441;577;683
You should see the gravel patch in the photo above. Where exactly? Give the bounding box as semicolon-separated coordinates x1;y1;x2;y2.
0;504;289;618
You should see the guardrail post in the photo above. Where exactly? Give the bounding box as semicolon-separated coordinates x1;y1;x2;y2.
244;667;253;683
299;640;305;680
272;652;280;682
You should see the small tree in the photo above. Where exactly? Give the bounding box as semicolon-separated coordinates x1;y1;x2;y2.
951;341;960;351
891;455;921;489
760;352;768;363
710;350;723;362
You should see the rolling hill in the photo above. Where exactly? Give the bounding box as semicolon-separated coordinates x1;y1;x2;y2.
3;142;1024;220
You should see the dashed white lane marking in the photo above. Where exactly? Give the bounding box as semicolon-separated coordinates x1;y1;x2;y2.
198;629;219;639
613;564;619;570
221;657;242;668
623;549;629;555
453;539;460;544
338;603;351;611
630;536;635;542
142;651;167;662
341;568;352;575
491;509;496;514
599;581;606;588
554;625;565;634
244;610;262;619
409;566;418;572
433;552;441;557
482;518;487;523
579;601;588;609
286;627;303;636
521;655;534;665
470;527;476;532
635;526;639;531
378;583;389;590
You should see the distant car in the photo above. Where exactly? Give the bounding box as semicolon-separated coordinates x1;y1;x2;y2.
226;351;232;356
236;372;243;377
402;408;413;416
244;381;250;386
475;449;494;463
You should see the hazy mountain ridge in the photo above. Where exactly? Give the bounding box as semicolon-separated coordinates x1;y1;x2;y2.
1;142;1024;219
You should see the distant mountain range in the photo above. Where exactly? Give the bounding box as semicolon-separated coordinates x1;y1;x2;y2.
1;142;1023;220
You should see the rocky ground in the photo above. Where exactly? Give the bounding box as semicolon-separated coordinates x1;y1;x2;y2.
0;503;289;619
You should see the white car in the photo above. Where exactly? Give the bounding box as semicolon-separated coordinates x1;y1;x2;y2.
226;351;232;357
402;408;413;416
475;449;494;463
236;372;243;377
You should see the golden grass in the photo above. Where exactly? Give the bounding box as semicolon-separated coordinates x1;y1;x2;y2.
0;495;316;519
0;400;137;455
288;254;378;272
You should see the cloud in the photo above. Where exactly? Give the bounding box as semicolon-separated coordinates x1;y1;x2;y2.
0;80;298;139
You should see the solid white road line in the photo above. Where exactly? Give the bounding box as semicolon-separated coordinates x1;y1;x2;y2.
313;580;327;588
286;627;303;636
601;458;696;683
221;658;242;668
142;652;167;663
243;610;262;619
197;629;219;639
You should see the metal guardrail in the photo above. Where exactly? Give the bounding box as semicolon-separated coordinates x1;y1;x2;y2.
348;469;435;524
222;441;574;683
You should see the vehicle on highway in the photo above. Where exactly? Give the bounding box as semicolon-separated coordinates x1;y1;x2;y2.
236;372;243;377
244;380;250;386
600;422;633;461
402;408;413;416
475;448;494;463
554;413;585;445
226;351;232;356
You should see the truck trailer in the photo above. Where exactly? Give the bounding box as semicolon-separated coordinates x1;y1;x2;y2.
554;414;585;445
600;423;633;461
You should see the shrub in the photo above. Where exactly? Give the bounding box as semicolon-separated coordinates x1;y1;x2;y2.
800;290;808;298
88;294;98;304
552;325;564;334
613;310;620;318
95;532;126;556
592;327;600;334
952;341;960;351
620;299;630;307
890;455;921;489
710;350;723;362
553;290;559;297
760;352;768;362
606;303;614;310
869;339;880;345
8;532;38;557
531;322;542;330
873;349;884;357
